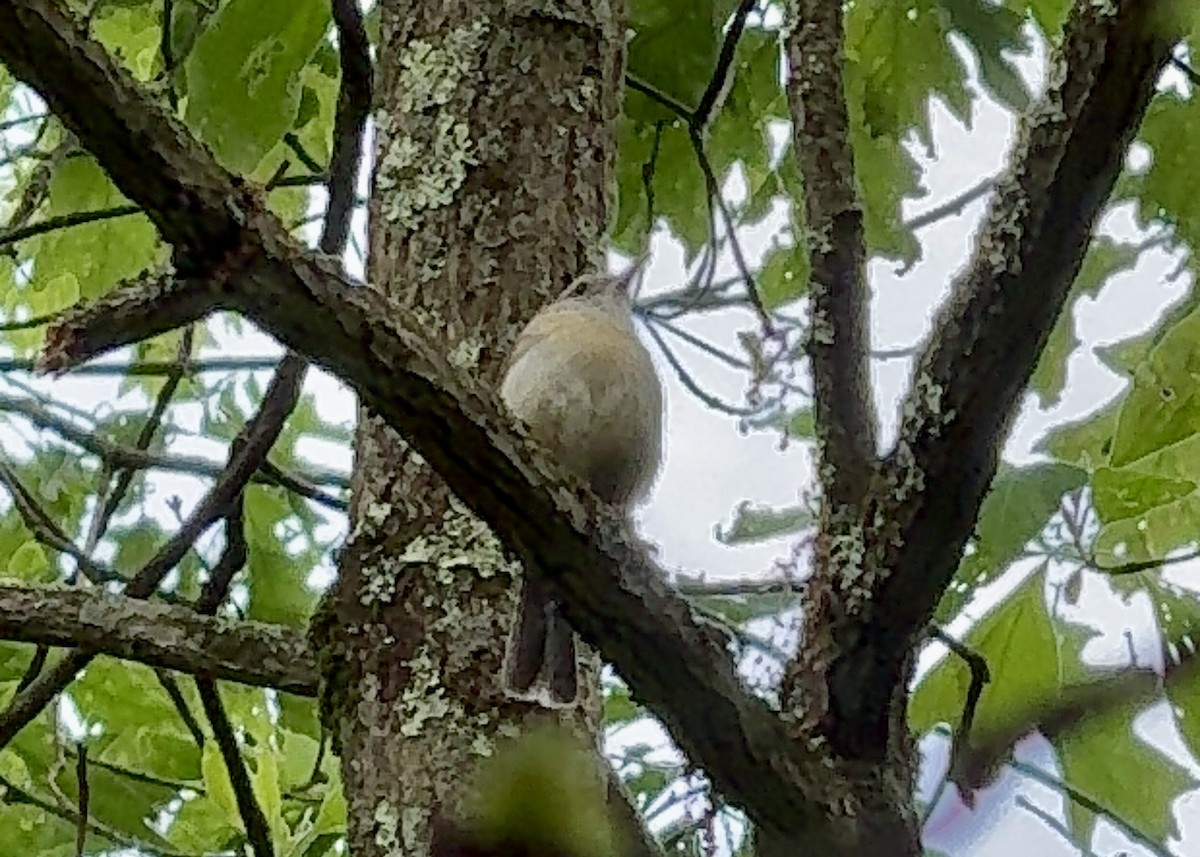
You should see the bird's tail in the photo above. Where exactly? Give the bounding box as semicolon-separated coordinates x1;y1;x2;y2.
503;574;579;706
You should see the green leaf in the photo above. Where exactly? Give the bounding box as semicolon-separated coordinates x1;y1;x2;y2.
913;567;1057;738
1136;92;1200;254
5;541;51;583
277;693;322;743
603;684;642;727
1028;312;1077;408
756;241;810;311
201;740;242;825
167;0;213;74
783;407;815;440
249;747;286;848
1110;303;1200;468
937;0;1032;113
183;0;332;174
215;682;276;746
1003;0;1071;36
278;730;321;792
626;0;728;121
92;4;162;80
0;805;75;857
245;487;320;626
1055;623;1194;844
715;501;813;546
848;125;922;263
467;728;619;857
312;774;347;835
621;114;709;256
1093;491;1200;568
109;520;169;579
71;659;202;782
20;157;161;307
1034;396;1121;472
0;509;36;583
689;589;797;625
1075;236;1147;298
9;447;93;539
1155;585;1200;760
62;755;180;849
1093;466;1196;525
617;26;788;263
1096;330;1156;378
1089;304;1200;563
936;463;1084;623
845;0;970;146
705;29;787;191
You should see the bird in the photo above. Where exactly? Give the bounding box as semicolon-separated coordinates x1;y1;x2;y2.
499;259;664;705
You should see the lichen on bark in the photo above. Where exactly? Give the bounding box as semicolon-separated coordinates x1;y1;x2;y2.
309;2;628;855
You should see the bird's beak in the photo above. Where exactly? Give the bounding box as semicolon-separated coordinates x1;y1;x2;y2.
617;250;652;294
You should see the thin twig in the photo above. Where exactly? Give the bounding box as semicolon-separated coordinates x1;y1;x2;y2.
0;111;48;132
196;677;275;857
74;742;89;857
903;175;998;233
85;326;196;553
156;669;206;749
16;645;49;691
693;0;758;130
0;204;142;250
1170;54;1200;86
0;455;116;585
0;357;306;749
625;74;693;121
195;505;249;614
1010;760;1171;857
931;626;991;805
1014;796;1103;857
0;773;196;857
0;392;348;508
0;355;287;373
687;127;771;328
186;2;371;845
642;319;756;416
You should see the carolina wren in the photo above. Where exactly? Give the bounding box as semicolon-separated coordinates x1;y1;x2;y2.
499;262;664;705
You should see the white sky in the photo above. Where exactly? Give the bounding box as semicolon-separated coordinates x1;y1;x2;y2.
2;11;1199;857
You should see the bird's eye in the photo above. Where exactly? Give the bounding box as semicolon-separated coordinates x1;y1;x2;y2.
561;278;592;299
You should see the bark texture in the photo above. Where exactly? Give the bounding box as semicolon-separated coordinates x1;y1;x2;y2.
313;3;626;854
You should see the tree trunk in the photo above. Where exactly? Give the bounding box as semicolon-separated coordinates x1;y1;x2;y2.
310;3;627;854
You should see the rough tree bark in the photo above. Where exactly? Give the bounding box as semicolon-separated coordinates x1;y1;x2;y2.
307;2;626;855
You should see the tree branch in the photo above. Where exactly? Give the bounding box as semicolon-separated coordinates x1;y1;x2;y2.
0;584;315;692
196;676;275;857
0;355;305;748
0;580;667;857
834;2;1177;748
785;0;878;507
0;390;348;509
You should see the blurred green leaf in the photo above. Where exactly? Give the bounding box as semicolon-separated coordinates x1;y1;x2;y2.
937;0;1032;113
936;463;1084;622
914;567;1057;738
5;540;50;583
1055;622;1194;843
716;501;812;546
183;0;332;174
17;157;161;322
